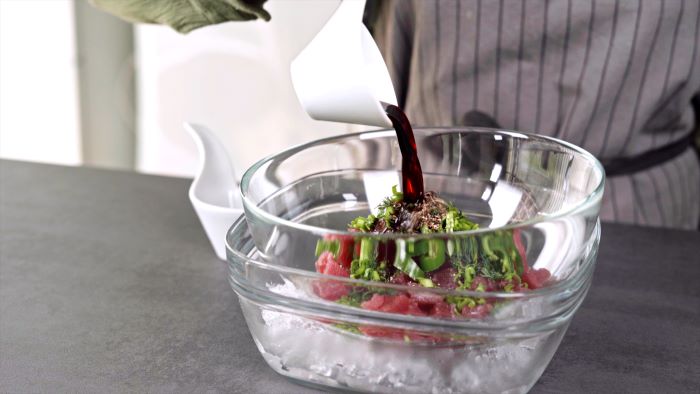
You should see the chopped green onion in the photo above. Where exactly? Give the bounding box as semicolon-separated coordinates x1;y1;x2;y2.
417;239;446;272
444;205;479;232
447;239;455;256
446;295;477;312
393;239;426;280
359;238;376;261
391;185;403;202
463;266;476;289
349;214;376;232
382;206;394;226
315;239;339;258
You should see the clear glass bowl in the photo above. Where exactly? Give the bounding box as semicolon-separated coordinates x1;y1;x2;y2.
228;128;604;393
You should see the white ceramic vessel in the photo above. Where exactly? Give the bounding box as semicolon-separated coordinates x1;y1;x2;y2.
290;0;397;128
185;122;243;260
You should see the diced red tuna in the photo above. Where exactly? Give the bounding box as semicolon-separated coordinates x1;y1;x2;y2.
358;325;405;339
361;293;411;314
362;291;457;318
522;267;551;289
322;235;355;269
312;280;349;301
315;251;350;277
430;300;455;318
361;293;387;310
513;229;528;270
428;265;457;289
406;299;428;316
362;294;411;313
379;293;411;313
389;272;412;285
408;292;455;318
313;251;350;301
411;291;444;305
358;326;448;343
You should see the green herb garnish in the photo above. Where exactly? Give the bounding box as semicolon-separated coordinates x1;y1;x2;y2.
350;214;377;232
444;205;479;232
349;238;388;281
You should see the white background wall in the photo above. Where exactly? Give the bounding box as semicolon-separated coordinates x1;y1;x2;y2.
0;0;82;166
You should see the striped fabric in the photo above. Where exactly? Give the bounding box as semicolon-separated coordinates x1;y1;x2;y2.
374;0;700;229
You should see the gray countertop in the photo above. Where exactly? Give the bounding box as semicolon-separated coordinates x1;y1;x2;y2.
1;160;698;393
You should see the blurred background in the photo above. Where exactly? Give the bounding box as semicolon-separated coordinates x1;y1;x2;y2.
0;0;365;178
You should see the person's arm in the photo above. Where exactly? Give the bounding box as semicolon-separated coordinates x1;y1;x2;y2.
89;0;270;34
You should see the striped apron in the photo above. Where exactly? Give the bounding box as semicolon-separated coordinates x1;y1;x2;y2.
372;0;700;229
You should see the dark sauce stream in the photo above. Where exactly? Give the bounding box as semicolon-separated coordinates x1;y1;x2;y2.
383;104;424;203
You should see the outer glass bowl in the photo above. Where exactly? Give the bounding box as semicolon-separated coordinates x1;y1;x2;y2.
228;128;605;393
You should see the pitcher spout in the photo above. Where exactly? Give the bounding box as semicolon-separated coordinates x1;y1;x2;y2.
185;122;243;260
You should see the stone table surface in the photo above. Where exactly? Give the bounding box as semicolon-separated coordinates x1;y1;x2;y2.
1;160;698;393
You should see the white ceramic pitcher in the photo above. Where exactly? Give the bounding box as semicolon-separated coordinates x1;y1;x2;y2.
290;0;397;128
185;123;243;260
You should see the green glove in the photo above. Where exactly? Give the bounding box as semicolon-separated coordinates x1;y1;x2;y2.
89;0;270;33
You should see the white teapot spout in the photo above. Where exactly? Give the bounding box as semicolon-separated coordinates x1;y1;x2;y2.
185;122;242;260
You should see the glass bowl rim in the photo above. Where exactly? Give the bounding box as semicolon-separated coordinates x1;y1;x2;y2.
239;127;605;239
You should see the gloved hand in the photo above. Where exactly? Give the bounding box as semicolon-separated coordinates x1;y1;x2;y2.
89;0;270;33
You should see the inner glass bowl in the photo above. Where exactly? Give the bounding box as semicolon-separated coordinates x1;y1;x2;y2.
240;128;604;280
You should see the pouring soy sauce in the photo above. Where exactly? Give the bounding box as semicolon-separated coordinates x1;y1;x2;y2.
383;103;424;204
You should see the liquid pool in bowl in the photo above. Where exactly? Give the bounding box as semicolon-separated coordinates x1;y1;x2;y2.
227;128;604;393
